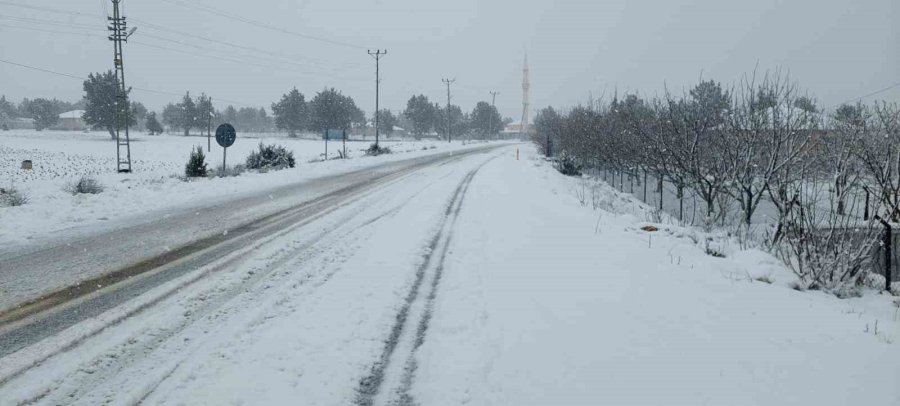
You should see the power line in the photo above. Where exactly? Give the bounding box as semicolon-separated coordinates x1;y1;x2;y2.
0;14;102;30
825;82;900;111
129;17;354;71
0;22;101;37
0;57;87;80
159;0;368;50
0;1;95;18
0;22;371;88
0;57;258;107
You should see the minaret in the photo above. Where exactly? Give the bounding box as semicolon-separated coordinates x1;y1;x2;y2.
520;53;530;137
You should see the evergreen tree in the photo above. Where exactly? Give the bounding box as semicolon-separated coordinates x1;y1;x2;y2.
309;88;359;133
272;87;308;137
82;71;132;138
195;93;214;134
376;109;397;135
17;98;33;118
161;102;180;133
184;145;208;177
470;101;502;137
176;92;198;136
403;94;436;139
30;98;59;131
221;105;238;126
146;112;163;135
436;104;466;139
130;101;148;130
0;96;14;130
236;107;259;132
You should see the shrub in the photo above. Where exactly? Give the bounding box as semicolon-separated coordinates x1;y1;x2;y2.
245;143;295;170
0;186;28;207
185;146;208;178
754;275;775;284
365;143;392;156
553;152;582;176
65;176;104;195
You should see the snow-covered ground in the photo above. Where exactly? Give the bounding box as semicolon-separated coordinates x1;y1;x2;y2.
0;130;492;249
0;143;897;405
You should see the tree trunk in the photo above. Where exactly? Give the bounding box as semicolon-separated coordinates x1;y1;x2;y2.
677;184;684;222
108;127;116;139
657;176;664;210
835;179;845;216
643;169;648;202
184;127;190;137
744;188;754;226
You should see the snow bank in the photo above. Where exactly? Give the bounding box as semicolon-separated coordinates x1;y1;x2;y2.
412;145;900;405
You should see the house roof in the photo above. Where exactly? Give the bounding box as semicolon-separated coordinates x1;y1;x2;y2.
58;110;85;119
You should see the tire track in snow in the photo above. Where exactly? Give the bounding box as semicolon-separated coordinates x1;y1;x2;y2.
12;175;406;405
355;153;497;406
0;154;479;405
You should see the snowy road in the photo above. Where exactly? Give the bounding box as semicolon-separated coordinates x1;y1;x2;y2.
0;144;897;405
0;145;510;404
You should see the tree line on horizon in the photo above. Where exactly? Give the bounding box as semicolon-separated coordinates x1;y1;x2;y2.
1;70;512;139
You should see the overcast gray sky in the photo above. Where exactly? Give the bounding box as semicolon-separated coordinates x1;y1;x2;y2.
0;0;897;118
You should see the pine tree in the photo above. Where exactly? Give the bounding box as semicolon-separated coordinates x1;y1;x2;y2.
146;112;163;135
30;98;59;131
272;88;307;137
184;145;208;177
403;95;436;139
309;88;359;133
176;92;198;136
471;101;502;137
83;71;132;139
376;109;397;135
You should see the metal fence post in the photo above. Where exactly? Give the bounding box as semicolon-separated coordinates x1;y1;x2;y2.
875;215;892;292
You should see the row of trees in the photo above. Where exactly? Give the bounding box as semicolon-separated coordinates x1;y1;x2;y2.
402;94;506;139
533;70;900;290
4;70;511;139
270;87;365;137
1;71;150;135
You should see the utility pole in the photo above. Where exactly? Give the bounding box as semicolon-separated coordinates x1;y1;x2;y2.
108;0;135;173
368;49;387;148
489;91;499;140
442;78;455;143
206;96;213;152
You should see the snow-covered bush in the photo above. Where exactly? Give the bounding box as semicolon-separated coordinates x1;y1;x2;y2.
0;186;28;207
185;146;208;178
553;152;581;177
64;176;104;195
365;143;392;156
245;143;295;170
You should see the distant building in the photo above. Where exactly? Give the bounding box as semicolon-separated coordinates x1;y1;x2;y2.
55;110;87;131
501;120;529;140
8;117;34;130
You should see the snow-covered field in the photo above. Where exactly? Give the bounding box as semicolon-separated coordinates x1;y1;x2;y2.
0;130;492;249
0;143;897;405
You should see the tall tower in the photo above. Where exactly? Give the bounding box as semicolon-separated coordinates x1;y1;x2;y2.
520;53;531;138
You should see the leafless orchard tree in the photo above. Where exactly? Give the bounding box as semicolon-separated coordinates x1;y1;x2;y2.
531;69;896;291
852;102;900;221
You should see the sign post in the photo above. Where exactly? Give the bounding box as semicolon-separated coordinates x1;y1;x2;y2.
215;123;236;172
